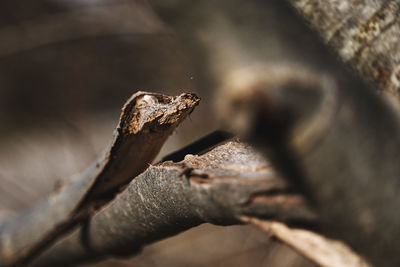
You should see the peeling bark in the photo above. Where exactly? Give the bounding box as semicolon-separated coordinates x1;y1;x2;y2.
0;92;199;266
31;140;316;267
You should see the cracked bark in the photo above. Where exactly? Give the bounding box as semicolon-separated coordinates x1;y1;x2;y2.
30;140;318;267
0;92;199;266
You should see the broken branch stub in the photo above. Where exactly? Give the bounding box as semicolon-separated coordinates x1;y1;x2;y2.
81;92;200;204
0;92;199;267
31;140;316;266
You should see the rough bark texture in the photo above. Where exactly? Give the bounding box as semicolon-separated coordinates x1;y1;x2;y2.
31;140;316;266
0;92;199;266
290;0;400;100
1;1;399;266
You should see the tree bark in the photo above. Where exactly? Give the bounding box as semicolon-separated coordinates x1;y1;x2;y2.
220;62;400;267
2;1;399;266
290;0;400;101
0;92;199;266
31;140;317;266
149;1;400;266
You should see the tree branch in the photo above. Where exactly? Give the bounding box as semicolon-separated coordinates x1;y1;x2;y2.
2;1;398;266
31;140;315;266
290;0;400;100
149;1;400;265
219;62;400;267
0;92;199;266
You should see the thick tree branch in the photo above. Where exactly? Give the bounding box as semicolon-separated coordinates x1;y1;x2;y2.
220;63;400;267
149;1;400;265
0;92;199;266
290;0;400;100
31;140;316;266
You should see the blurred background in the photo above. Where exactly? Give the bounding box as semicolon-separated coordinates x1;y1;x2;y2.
0;1;314;266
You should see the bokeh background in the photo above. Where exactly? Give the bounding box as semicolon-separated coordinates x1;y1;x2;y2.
0;1;314;266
